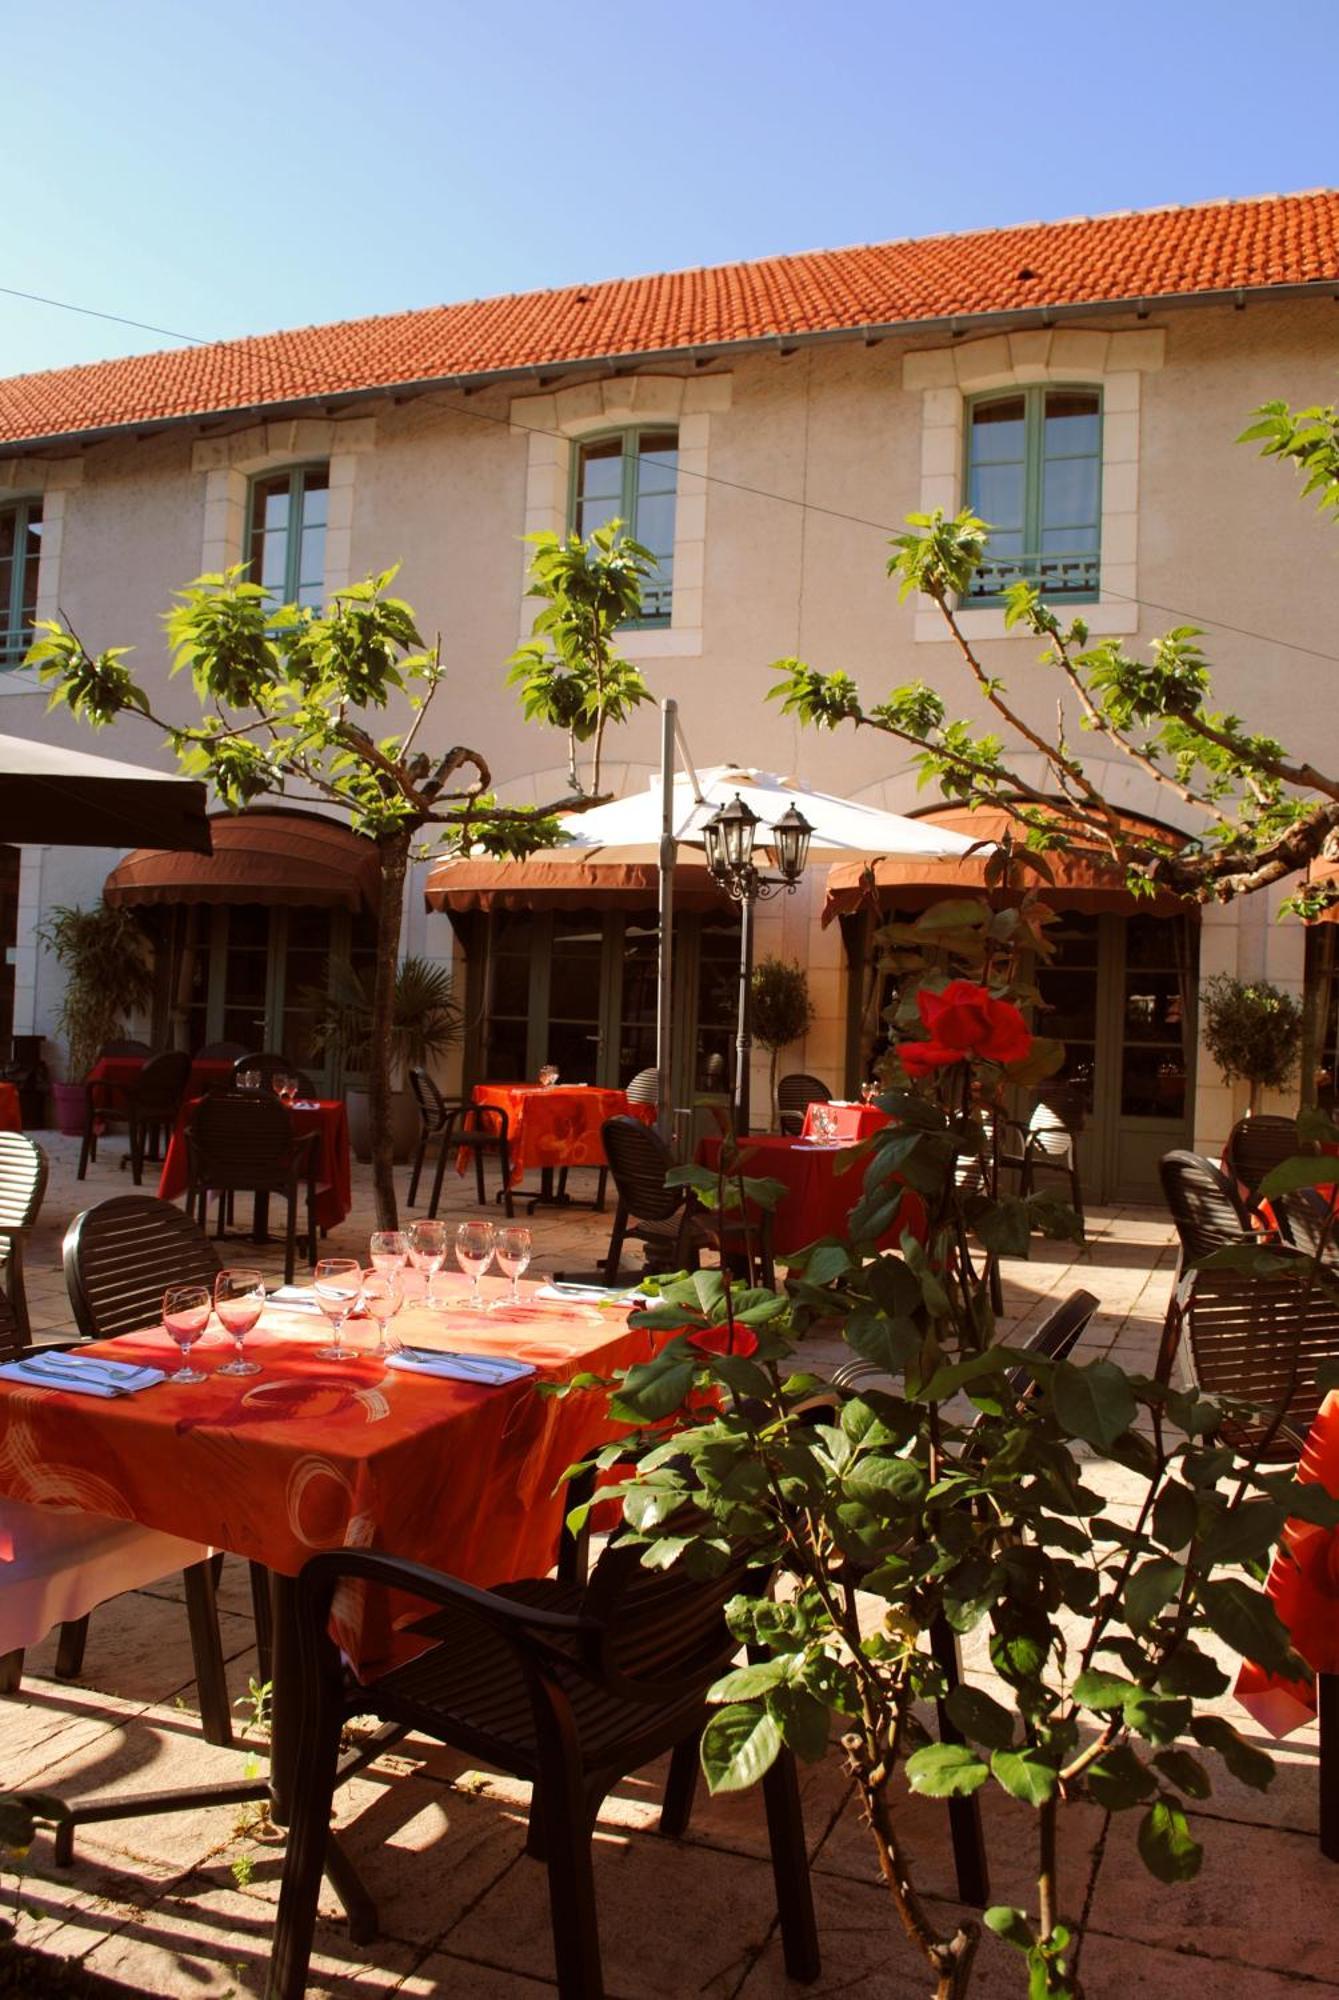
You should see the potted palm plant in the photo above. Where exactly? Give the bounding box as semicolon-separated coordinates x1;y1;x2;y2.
305;955;462;1162
36;902;155;1135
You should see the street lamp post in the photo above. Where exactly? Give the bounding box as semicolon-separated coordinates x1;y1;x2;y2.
702;794;814;1132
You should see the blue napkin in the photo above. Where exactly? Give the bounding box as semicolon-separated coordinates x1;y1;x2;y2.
385;1347;535;1387
0;1350;167;1398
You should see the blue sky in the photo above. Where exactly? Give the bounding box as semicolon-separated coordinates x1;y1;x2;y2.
4;0;1336;378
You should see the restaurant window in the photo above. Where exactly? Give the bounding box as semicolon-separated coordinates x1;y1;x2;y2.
963;387;1101;605
246;465;329;610
0;498;42;668
571;429;677;625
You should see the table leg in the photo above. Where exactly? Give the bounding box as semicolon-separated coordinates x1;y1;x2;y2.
252;1190;272;1244
1320;1672;1339;1860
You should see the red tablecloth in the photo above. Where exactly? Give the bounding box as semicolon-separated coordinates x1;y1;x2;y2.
800;1102;891;1144
0;1083;20;1133
0;1275;658;1677
1237;1390;1339;1735
158;1097;353;1232
466;1084;656;1187
696;1131;926;1259
86;1054;238;1110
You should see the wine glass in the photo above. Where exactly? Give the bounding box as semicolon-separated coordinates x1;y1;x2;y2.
237;1068;261;1093
494;1224;532;1308
163;1282;212;1383
811;1104;836;1145
455;1220;495;1311
537;1064;559;1088
370;1230;408;1283
407;1220;447;1309
860;1080;879;1106
274;1072;299;1108
360;1271;402;1357
214;1267;264;1376
313;1257;362;1362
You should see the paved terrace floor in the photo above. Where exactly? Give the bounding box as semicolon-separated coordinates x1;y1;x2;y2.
4;1136;1330;1997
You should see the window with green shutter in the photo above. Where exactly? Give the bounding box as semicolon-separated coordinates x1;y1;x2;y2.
0;498;43;669
963;387;1102;605
245;465;329;609
570;429;677;625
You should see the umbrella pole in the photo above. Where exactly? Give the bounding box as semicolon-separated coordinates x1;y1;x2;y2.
656;699;676;1145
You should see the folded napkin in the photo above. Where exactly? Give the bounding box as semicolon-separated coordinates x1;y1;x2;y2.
0;1350;166;1398
385;1347;536;1386
534;1283;643;1308
266;1286;323;1314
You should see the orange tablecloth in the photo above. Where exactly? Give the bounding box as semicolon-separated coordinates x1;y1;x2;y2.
1237;1390;1339;1735
800;1102;890;1144
466;1084;656;1188
697;1131;927;1259
0;1083;20;1133
158;1097;353;1232
0;1274;657;1677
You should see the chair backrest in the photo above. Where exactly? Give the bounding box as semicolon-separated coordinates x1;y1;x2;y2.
1183;1255;1339;1457
186;1092;299;1184
777;1073;831;1135
1159;1150;1253;1263
602;1115;683;1224
195;1041;251;1062
129;1049;192;1118
1034;1082;1087;1136
1277;1187;1339;1263
1027;1098;1075;1163
583;1517;756;1690
98;1039;151;1058
831;1286;1099;1398
64;1195;222;1342
625;1067;659;1106
0;1132;48;1235
0;1288;22;1364
409;1067;450;1128
1223;1115;1298;1203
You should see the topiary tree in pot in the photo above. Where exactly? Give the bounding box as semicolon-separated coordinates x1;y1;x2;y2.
750;956;816;1125
36;901;155;1134
1199;973;1304;1114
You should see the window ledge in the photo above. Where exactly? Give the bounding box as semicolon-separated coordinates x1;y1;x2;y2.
621;625;703;659
914;600;1139;643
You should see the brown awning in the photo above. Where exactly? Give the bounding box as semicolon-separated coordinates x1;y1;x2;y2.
424;846;725;914
822;802;1192;924
104;810;380;914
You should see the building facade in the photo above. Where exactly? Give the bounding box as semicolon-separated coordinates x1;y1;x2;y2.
2;192;1338;1192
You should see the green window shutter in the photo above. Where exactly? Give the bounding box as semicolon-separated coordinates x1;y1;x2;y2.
0;497;44;670
570;428;678;627
245;464;330;608
963;387;1102;606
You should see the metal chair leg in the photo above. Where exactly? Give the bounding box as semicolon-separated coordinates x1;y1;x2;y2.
182;1560;233;1747
407;1133;426;1208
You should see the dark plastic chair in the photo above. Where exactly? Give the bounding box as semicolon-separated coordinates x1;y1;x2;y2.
0;1132;48;1345
601;1116;773;1287
1156;1150;1259;1380
233;1052;317;1095
195;1041;251;1063
1223;1115;1298;1210
78;1048;191;1184
406;1068;450;1208
777;1073;831;1137
96;1039;151;1058
424;1098;515;1221
625;1067;659;1106
1277;1187;1339;1265
1181;1253;1339;1460
267;1533;819;2000
58;1196;257;1743
997;1087;1086;1225
184;1093;318;1286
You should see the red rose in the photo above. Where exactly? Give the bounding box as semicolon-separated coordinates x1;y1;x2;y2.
687;1324;759;1358
897;980;1032;1075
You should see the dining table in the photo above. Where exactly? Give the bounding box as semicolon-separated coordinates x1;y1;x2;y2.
0;1081;21;1133
85;1052;238;1106
0;1270;667;1928
696;1129;926;1259
464;1082;657;1207
158;1094;353;1233
799;1100;891;1145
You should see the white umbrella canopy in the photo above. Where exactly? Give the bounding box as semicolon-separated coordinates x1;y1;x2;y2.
554;766;980;861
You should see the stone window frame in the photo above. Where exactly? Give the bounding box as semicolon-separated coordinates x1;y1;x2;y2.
509;373;732;661
903;327;1165;643
190;415;377;594
0;455;84;683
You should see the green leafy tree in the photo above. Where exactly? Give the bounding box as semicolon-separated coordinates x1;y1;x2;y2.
508;520;656;795
570;897;1336;1998
749;955;816;1123
36;899;155;1080
1199;974;1304;1113
28;567;596;1228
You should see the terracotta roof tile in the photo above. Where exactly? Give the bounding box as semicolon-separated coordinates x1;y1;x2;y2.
3;190;1337;450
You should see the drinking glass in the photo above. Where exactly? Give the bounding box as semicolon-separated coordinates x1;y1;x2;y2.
494;1224;532;1307
274;1073;299;1107
313;1257;362;1362
537;1064;559;1088
237;1068;261;1093
369;1230;409;1282
360;1271;402;1357
455;1220;495;1310
163;1282;212;1383
860;1081;879;1105
407;1220;447;1309
214;1267;265;1376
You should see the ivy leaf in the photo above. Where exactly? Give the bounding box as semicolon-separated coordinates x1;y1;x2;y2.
1125;1557;1185;1631
991;1747;1059;1806
1137;1799;1203;1883
1085;1743;1158;1811
1190;1716;1276;1791
1051;1359;1137;1448
1124;1692;1192;1746
846;1309;922;1378
944;1683;1015;1751
771;1686;831;1763
1153;1749;1213;1801
1151;1481;1199;1553
709;1658;794;1703
1071;1669;1141;1712
905;1742;991;1798
1155;1642;1230;1699
700;1705;783;1794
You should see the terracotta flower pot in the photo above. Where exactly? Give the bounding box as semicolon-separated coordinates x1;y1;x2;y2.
346;1088;419;1164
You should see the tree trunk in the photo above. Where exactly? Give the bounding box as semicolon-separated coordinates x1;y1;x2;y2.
370;832;411;1230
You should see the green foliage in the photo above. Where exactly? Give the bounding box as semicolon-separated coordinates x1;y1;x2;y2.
1199;974;1303;1106
749;956;816;1123
36;900;155;1079
506;521;655;794
301;954;462;1082
1241;397;1339;523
